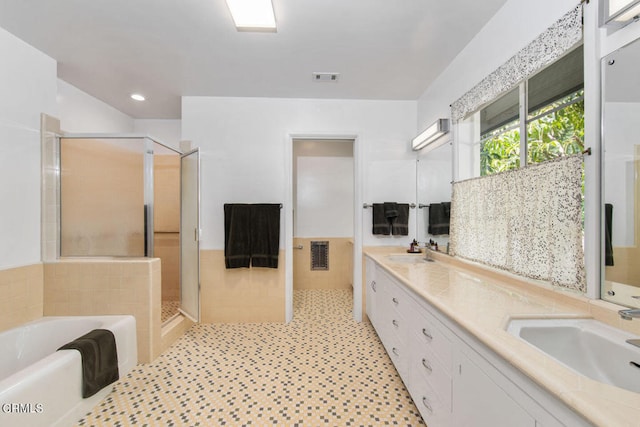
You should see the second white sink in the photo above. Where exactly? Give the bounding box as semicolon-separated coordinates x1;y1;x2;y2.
385;254;429;264
507;317;640;393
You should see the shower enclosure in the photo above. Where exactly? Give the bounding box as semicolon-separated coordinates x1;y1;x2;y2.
58;135;200;322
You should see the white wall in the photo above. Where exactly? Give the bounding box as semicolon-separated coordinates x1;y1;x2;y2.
296;156;354;237
417;0;578;129
133;119;182;150
0;27;58;269
57;79;133;133
182;96;417;250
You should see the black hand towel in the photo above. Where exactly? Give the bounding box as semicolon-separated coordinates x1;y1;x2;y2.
428;202;451;235
58;329;119;398
605;203;614;266
383;202;399;219
224;204;252;268
372;203;391;235
391;203;410;236
250;204;281;268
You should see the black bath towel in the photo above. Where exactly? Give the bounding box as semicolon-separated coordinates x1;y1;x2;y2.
428;202;451;235
224;204;252;268
250;204;281;269
58;329;119;398
372;203;391;235
605;203;614;266
391;203;410;236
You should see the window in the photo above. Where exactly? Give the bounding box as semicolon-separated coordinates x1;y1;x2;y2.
460;45;584;179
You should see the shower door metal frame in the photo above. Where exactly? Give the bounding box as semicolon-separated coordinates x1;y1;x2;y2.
179;148;201;322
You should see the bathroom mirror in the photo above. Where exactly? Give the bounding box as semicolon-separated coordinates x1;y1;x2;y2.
601;36;640;307
416;141;452;251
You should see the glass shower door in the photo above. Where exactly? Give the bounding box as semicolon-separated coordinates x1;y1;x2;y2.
59;137;151;257
180;149;200;322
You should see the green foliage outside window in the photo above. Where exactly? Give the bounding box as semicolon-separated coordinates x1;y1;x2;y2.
480;90;584;176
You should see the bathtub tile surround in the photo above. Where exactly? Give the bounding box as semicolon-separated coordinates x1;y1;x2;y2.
40;113;61;262
0;263;44;332
43;258;162;363
73;290;424;426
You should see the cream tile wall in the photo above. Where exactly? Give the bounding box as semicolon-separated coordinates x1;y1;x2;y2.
0;264;44;332
293;238;353;290
154;233;180;300
43;258;161;363
40;113;61;262
200;250;285;323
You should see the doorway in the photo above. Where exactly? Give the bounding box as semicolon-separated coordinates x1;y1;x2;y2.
291;139;355;316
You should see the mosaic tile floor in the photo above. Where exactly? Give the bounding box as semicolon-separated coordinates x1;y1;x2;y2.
161;300;181;323
75;290;425;426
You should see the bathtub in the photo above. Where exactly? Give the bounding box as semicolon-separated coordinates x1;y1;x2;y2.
0;315;137;427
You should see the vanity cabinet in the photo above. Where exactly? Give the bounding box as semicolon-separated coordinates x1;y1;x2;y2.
365;257;379;330
407;306;453;425
365;258;590;427
452;349;534;426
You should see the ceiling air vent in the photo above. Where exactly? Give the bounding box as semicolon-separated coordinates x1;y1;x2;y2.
313;72;340;82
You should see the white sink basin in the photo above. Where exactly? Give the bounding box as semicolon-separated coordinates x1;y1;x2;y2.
507;318;640;393
385;254;430;264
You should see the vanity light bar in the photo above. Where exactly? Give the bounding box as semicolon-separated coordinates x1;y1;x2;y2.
411;119;450;151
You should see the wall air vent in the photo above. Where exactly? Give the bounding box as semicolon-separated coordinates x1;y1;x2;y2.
310;241;329;270
312;72;340;82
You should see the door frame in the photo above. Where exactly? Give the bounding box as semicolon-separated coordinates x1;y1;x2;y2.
285;134;363;323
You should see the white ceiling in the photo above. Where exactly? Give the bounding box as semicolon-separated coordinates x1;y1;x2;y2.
0;0;508;119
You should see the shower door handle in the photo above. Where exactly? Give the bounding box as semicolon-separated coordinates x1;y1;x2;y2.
194;228;200;242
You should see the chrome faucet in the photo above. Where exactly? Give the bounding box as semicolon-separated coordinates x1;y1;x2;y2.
619;308;640;320
423;246;435;263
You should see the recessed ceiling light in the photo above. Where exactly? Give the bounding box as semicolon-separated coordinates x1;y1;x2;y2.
225;0;276;32
130;93;145;101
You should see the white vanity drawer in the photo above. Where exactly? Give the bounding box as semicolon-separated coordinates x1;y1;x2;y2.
381;328;409;380
410;349;452;412
379;269;413;318
409;374;451;427
410;307;453;374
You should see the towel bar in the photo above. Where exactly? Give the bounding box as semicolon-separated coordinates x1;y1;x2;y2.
363;203;416;209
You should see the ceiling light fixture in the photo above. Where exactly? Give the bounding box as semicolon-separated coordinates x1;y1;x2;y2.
225;0;276;32
130;93;145;101
411;119;450;152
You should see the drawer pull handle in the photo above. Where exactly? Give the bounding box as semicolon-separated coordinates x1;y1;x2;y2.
392;319;399;327
392;297;399;304
422;328;433;340
392;347;399;356
371;281;376;292
422;397;433;413
422;358;433;373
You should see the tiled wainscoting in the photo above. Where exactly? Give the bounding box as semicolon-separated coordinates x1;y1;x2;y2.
43;258;162;363
293;237;353;290
200;250;286;323
0;263;43;332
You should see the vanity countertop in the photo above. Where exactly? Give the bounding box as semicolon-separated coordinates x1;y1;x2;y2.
364;246;640;427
